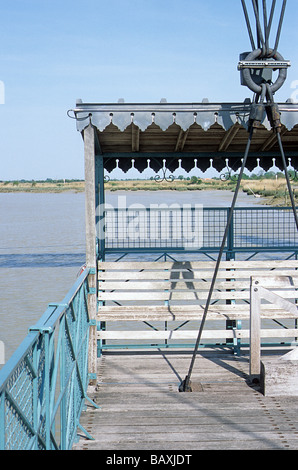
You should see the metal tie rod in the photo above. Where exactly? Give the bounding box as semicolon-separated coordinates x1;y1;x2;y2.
179;127;254;392
241;0;287;57
276;132;298;233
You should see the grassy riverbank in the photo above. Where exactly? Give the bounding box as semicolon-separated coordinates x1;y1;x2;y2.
0;180;85;193
0;177;297;206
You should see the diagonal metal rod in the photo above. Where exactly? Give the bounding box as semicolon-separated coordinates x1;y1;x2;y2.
263;0;269;53
267;0;277;40
242;0;286;58
179;127;254;392
273;0;287;55
252;0;266;54
276;132;298;232
241;0;256;50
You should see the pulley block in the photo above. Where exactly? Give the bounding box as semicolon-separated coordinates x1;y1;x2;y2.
239;48;290;95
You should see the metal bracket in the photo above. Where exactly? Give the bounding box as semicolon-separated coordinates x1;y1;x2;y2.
48;303;68;308
29;325;53;334
238;60;291;70
77;423;95;441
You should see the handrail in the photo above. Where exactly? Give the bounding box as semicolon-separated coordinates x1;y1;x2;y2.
0;267;97;450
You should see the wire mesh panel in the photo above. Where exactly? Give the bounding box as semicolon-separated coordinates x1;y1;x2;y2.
104;206;204;250
202;208;228;249
233;207;298;250
1;338;45;449
104;206;298;254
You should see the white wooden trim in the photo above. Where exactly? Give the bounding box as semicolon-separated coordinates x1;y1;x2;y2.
250;279;261;376
98;330;239;340
250;276;298;377
98;278;298;290
98;260;298;270
98;329;298;341
98;270;298;281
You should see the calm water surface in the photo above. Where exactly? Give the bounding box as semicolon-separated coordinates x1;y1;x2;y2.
0;190;265;366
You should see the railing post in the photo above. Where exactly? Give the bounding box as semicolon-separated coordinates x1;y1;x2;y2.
225;209;241;353
60;315;67;450
32;340;38;450
250;277;261;378
226;207;234;261
96;154;106;261
0;389;5;449
44;329;51;450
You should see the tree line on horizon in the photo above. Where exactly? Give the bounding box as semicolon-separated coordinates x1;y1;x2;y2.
0;171;296;185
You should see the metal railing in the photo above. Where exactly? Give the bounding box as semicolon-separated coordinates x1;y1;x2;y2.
0;268;97;450
102;206;298;257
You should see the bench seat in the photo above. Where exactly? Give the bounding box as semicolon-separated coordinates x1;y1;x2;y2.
97;260;298;354
97;304;298;322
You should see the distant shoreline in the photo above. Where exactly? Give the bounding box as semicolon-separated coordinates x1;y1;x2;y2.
0;178;296;206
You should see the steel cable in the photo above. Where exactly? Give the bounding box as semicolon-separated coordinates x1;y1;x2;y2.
179;126;254;392
267;0;277;45
241;0;256;50
263;0;269;54
241;0;287;58
276;132;298;232
179;108;297;392
252;0;266;55
273;0;287;55
179;0;292;393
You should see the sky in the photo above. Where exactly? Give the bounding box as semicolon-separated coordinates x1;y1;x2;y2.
0;0;297;180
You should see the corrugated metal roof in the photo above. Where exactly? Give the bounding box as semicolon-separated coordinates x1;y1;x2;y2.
73;100;298;132
71;100;298;173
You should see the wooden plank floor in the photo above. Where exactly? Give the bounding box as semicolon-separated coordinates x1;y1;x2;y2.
73;348;298;451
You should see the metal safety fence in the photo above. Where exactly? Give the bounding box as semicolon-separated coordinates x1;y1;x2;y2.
102;206;298;256
0;268;97;450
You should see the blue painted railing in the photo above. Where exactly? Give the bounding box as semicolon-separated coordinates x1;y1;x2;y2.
0;268;97;450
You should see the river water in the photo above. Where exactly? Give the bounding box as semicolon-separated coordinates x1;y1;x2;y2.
0;189;267;367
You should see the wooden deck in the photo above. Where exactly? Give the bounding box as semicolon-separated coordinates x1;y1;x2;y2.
73;348;298;451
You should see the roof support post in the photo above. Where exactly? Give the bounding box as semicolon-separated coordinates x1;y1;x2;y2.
96;154;105;261
83;123;98;383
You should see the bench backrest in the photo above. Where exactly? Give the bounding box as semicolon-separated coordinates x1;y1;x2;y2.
98;260;298;306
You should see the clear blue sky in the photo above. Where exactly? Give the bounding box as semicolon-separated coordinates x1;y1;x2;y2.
0;0;297;180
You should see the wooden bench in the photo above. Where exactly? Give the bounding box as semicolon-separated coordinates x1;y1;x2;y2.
97;260;298;359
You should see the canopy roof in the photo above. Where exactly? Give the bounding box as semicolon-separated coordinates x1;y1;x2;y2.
73;100;298;174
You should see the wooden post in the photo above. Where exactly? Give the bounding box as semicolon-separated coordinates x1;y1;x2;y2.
84;123;97;383
250;277;261;377
96;154;106;357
